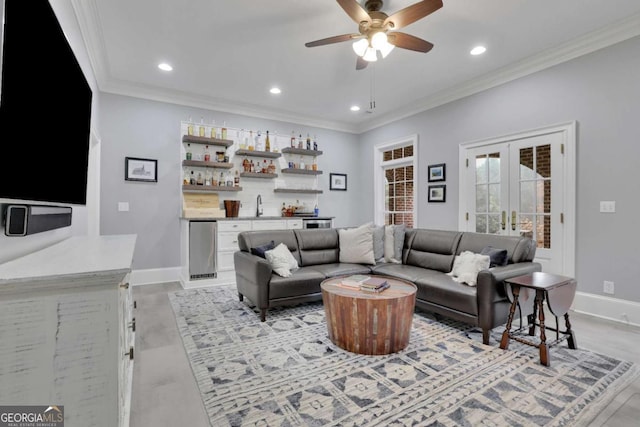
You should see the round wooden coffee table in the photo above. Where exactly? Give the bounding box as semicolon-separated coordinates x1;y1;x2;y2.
321;275;417;355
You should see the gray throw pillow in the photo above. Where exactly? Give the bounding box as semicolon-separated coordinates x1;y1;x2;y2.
481;246;508;267
371;225;385;262
393;224;406;262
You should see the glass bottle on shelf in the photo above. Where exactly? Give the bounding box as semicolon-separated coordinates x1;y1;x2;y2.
290;131;296;148
186;143;192;160
183;168;190;185
312;157;317;171
298;134;303;149
248;130;255;151
205;171;211;186
306;133;311;150
221;121;227;139
187;117;194;136
196;171;203;185
240;129;247;149
199;117;205;137
212;173;218;186
219;172;225;186
189;170;196;185
234;170;240;187
262;159;267;173
204;145;210;162
226;171;233;187
256;131;262;151
268;160;275;174
313;135;318;151
265;130;271;152
250;160;255;173
210;119;217;139
299;156;305;170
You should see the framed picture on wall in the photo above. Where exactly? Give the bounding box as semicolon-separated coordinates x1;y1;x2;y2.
428;185;446;203
428;163;446;182
329;173;347;191
125;157;158;182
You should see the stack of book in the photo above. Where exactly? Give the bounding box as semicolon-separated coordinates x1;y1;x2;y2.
359;277;390;293
341;274;370;289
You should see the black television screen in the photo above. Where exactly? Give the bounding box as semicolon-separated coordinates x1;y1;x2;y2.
0;0;93;205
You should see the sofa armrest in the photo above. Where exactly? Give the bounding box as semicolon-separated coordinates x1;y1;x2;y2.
476;262;542;331
234;251;273;309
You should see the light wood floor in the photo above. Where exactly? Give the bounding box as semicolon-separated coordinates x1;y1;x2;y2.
130;282;640;427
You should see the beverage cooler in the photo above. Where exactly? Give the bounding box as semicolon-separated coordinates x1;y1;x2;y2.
189;221;217;279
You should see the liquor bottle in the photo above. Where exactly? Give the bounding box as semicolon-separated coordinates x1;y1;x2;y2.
210;120;217;138
219;172;225;186
248;130;255;151
186;143;192;160
250;160;255;173
240;129;247;149
234;170;240;187
187;117;194;136
268;160;275;174
204;171;211;186
265;131;271;152
196;171;204;185
189;171;196;185
198;117;205;137
256;131;262;151
204;145;211;162
298;134;303;149
226;172;233;187
290;131;296;148
183;169;190;185
306;133;311;150
313;135;318;151
299;156;305;170
262;159;267;173
221;121;227;139
312;157;317;171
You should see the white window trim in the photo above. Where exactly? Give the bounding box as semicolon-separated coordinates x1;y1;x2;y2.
373;134;418;226
458;121;576;277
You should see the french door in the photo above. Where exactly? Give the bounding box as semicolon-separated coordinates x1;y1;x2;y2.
461;124;575;276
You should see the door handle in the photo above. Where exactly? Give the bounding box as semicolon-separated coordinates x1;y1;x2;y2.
511;211;517;231
501;211;506;230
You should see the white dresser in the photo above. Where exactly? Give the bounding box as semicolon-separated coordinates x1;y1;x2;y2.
0;235;137;427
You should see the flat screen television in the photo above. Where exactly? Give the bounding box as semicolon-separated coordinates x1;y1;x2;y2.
0;0;93;205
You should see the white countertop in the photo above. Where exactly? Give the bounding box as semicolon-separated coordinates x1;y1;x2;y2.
0;234;137;283
181;216;334;221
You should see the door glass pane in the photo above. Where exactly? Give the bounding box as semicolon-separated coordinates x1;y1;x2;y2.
488;215;501;234
520;181;535;213
539;180;551;213
476;215;487;233
537;215;551;249
476;156;488;184
476;184;488;212
520;147;534;180
488;184;500;213
536;145;551;178
519;214;534;239
488;153;501;182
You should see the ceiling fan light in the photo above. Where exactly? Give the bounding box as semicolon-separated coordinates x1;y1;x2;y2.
371;31;388;50
363;47;378;62
352;39;368;57
379;41;395;58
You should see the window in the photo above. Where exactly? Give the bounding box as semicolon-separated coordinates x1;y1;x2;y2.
375;137;417;227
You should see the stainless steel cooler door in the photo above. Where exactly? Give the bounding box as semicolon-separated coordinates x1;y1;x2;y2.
189;221;217;279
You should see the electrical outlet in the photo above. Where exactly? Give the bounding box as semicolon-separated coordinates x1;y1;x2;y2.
600;201;616;213
603;281;615;295
118;202;130;212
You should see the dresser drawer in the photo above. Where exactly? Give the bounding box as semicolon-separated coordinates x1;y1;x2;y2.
218;221;252;232
218;232;242;251
287;219;303;229
217;251;235;271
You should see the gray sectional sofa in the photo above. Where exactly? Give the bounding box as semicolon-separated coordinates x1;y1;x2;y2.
234;228;541;344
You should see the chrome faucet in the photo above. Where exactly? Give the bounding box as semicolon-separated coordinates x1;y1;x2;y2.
256;194;263;217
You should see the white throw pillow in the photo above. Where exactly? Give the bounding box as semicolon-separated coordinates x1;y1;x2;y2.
447;251;490;286
265;243;299;277
383;225;404;263
338;223;375;265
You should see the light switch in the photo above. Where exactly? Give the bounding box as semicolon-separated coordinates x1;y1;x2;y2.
118;202;130;212
599;201;615;213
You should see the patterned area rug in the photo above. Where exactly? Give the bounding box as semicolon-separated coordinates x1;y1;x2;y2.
168;285;638;427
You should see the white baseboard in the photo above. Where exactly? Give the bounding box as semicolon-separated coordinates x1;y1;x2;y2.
572;291;640;327
130;267;181;286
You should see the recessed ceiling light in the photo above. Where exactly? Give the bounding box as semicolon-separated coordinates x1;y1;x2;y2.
350;105;360;112
470;46;486;56
270;87;282;94
158;63;173;71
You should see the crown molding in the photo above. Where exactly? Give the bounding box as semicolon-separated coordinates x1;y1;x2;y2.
71;0;110;89
356;13;640;133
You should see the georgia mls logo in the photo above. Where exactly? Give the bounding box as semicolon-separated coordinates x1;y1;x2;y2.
0;405;64;427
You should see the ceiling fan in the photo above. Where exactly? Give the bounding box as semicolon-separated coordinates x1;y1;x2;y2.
305;0;443;70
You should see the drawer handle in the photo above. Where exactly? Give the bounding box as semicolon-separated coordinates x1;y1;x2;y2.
125;346;134;360
232;224;238;228
120;282;130;289
129;318;136;332
232;240;238;244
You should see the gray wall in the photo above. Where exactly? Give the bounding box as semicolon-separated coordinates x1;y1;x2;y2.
0;0;100;264
358;36;640;303
98;94;361;270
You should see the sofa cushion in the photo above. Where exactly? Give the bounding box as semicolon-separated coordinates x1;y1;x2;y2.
310;263;373;278
370;263;429;283
294;229;339;266
481;246;508;267
414;270;479;316
457;232;536;263
238;230;301;265
338;224;375;265
405;229;463;273
269;267;325;299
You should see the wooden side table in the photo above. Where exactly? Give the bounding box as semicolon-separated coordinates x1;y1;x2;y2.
499;272;578;366
321;276;416;355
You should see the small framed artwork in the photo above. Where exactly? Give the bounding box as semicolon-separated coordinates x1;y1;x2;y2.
125;157;158;182
428;163;446;182
329;173;347;191
428;185;446;203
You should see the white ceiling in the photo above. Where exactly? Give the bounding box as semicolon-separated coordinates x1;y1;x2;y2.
73;0;640;133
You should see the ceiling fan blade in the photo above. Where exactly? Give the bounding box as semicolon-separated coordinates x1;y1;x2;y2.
356;56;368;70
336;0;371;25
388;32;434;53
305;33;360;48
384;0;443;30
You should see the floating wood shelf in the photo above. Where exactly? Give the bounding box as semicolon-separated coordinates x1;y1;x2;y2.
281;147;323;156
281;168;323;175
240;172;278;179
235;149;282;159
182;135;233;147
274;189;323;194
182;160;233;169
182;185;242;193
